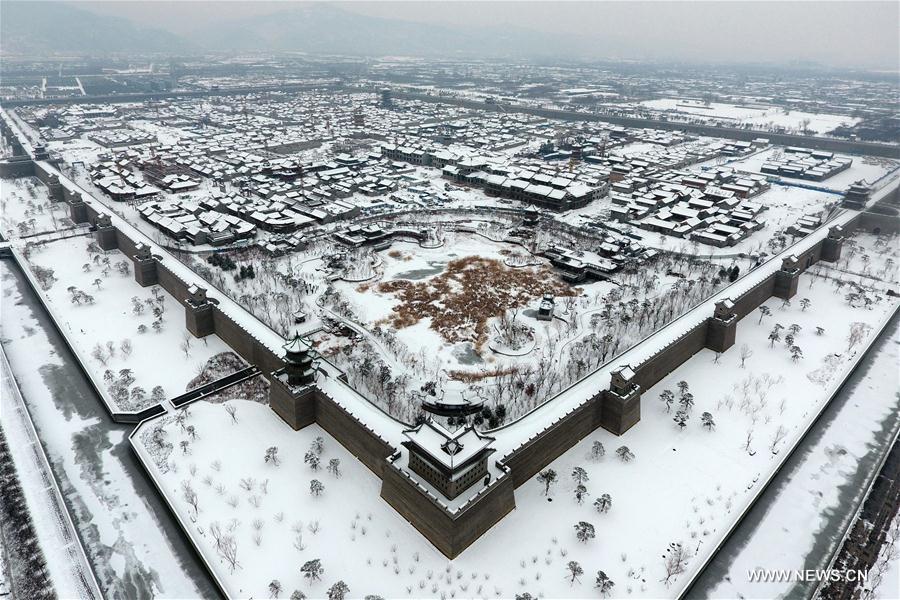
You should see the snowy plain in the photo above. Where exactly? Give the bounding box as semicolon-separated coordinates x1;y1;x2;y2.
23;235;237;408
133;264;899;599
1;261;210;598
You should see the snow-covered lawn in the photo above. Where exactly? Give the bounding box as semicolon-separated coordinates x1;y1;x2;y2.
23;236;236;409
134;267;898;599
0;176;72;239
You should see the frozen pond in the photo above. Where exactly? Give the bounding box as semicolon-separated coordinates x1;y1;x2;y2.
0;259;220;599
393;260;447;281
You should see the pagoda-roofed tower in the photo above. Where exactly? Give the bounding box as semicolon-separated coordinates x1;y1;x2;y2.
843;180;871;210
283;333;319;387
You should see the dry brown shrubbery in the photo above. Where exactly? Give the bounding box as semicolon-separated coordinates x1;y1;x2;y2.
377;256;577;347
448;365;520;383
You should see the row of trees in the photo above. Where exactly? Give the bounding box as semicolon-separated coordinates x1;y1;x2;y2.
0;427;55;599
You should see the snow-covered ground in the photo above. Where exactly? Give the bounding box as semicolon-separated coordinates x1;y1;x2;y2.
0;260;211;598
698;311;900;599
133;265;898;599
638;99;859;134
869;512;900;599
0;344;101;599
0;176;72;239
23;236;236;408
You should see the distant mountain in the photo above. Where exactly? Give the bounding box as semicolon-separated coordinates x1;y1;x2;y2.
0;2;575;59
0;1;193;55
189;3;566;59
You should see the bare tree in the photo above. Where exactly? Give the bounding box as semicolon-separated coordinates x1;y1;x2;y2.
305;451;321;471
327;580;350;600
594;494;612;514
847;322;872;352
327;458;341;477
595;571;615;597
743;428;755;455
739;344;753;368
181;480;199;515
219;533;240;572
574;521;595;543
663;542;689;586
301;558;324;584
225;403;238;423
769;425;789;454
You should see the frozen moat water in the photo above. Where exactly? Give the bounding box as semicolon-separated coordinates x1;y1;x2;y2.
688;309;900;599
0;259;220;599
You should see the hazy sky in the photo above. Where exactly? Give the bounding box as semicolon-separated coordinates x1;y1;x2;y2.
74;1;900;69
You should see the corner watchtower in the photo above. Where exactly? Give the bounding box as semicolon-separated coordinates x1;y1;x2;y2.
401;419;495;500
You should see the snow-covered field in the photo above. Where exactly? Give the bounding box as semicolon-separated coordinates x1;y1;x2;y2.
1;260;209;598
701;313;900;599
0;345;100;599
638;99;858;134
23;236;236;409
133;266;899;599
0;176;72;239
